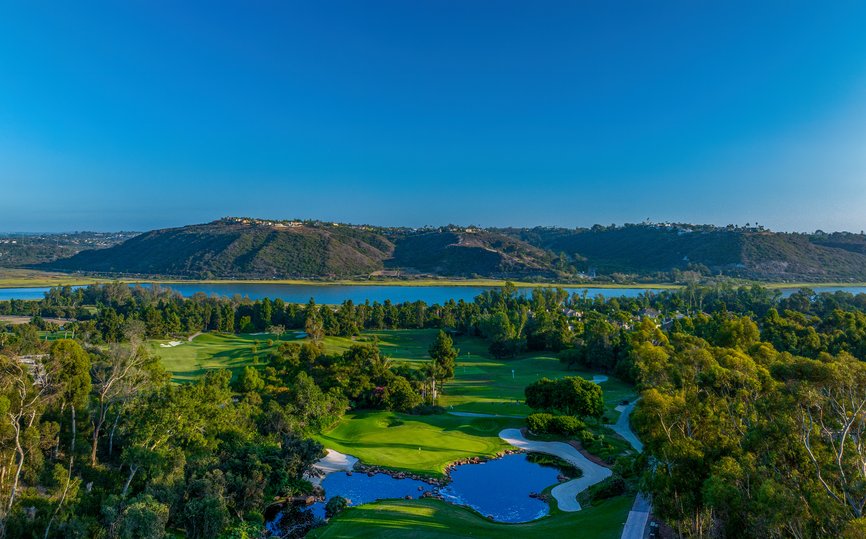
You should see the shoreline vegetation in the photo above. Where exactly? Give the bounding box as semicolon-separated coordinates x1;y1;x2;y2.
1;268;865;291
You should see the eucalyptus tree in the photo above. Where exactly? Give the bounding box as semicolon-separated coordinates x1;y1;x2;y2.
41;340;92;539
0;355;47;528
427;330;458;402
797;353;866;520
89;340;164;466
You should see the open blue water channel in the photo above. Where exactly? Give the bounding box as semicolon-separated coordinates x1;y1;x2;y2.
3;283;866;303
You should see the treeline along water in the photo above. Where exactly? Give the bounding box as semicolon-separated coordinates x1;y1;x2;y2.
0;283;660;303
2;283;865;303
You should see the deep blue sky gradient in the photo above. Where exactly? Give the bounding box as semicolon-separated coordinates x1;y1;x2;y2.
2;1;866;232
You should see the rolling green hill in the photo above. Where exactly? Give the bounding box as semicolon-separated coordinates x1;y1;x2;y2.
38;219;866;282
42;218;558;279
387;229;557;277
42;219;393;278
502;224;866;281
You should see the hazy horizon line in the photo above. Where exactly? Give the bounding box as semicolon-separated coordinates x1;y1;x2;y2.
1;215;864;236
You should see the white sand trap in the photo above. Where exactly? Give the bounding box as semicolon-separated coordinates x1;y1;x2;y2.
304;449;359;487
499;428;611;511
592;375;609;384
159;341;183;348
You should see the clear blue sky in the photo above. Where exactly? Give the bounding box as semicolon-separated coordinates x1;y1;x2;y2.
2;1;866;232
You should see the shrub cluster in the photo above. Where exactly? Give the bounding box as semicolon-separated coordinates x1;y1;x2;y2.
526;412;586;436
586;475;626;502
325;496;349;519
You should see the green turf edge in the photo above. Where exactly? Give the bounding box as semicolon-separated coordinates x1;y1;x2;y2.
307;496;633;539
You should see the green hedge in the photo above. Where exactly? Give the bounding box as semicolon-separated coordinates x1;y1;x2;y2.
526;413;586;436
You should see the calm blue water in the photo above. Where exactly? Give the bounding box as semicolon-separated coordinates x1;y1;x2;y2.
310;453;559;523
776;286;866;296
439;453;559;522
0;283;660;303
0;287;83;301
2;283;865;303
309;472;434;520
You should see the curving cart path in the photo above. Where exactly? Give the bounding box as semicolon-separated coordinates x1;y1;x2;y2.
607;401;643;453
498;428;611;511
607;399;652;539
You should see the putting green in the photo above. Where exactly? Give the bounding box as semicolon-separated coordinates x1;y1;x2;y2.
314;411;515;477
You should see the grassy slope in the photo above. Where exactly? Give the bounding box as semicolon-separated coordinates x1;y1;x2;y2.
314;330;637;471
321;329;444;364
322;330;635;417
147;332;302;383
314;411;515;477
443;349;634;419
309;497;632;539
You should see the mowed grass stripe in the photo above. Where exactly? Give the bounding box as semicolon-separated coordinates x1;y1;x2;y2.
308;497;632;539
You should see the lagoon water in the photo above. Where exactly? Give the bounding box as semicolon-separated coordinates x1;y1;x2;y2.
306;453;560;523
139;283;664;303
309;472;434;520
2;283;866;304
0;283;661;303
438;452;560;522
0;287;71;301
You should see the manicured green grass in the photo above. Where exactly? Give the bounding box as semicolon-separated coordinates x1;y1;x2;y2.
314;411;517;477
321;329;443;365
308;497;633;539
147;332;302;383
321;330;635;417
146;328;638;535
152;328;635;428
315;330;638;473
442;349;635;420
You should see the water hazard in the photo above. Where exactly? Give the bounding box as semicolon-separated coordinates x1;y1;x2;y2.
303;452;562;524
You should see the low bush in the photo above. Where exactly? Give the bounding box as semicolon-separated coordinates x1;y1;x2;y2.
549;415;585;435
325;496;348;519
410;404;446;415
527;412;554;433
579;430;596;444
526;413;585;436
586;475;626;502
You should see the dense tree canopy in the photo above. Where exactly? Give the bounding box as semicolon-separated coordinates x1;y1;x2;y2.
2;282;866;536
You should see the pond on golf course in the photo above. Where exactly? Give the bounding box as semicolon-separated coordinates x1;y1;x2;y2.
298;452;563;524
